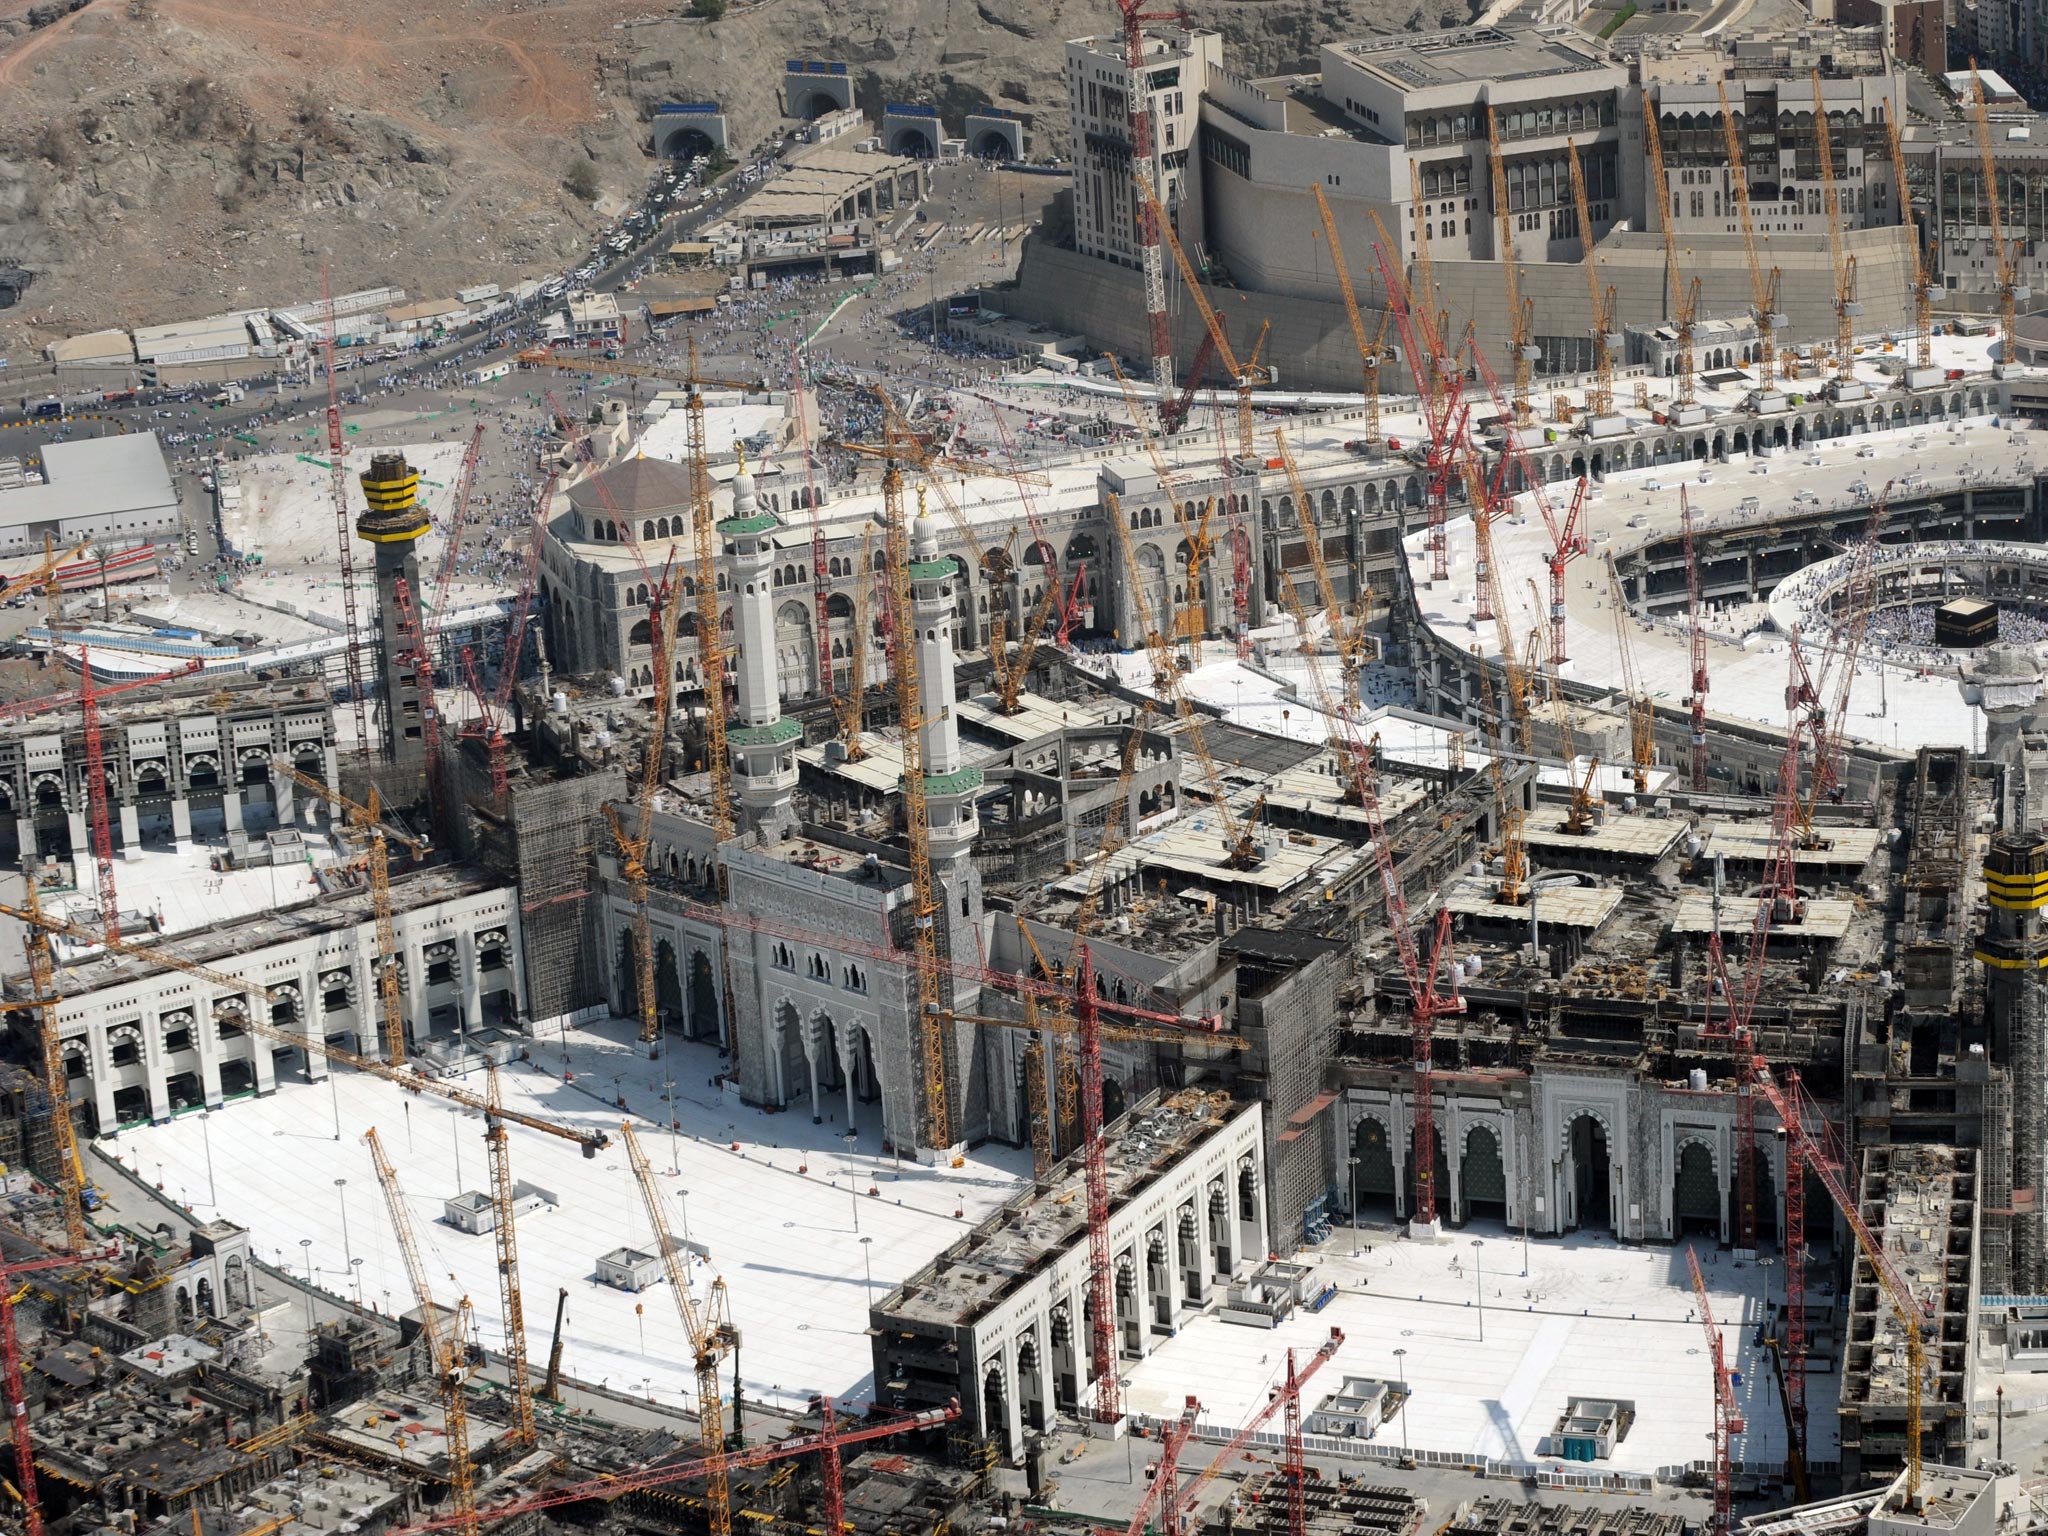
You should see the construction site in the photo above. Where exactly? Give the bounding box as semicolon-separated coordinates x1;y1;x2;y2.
10;7;2048;1536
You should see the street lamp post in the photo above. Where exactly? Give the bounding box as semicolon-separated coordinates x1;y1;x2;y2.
1347;1155;1361;1258
844;1129;861;1233
677;1187;692;1248
199;1110;217;1206
350;1256;364;1306
334;1179;352;1277
860;1234;874;1306
1471;1239;1485;1343
299;1237;315;1328
1393;1347;1409;1460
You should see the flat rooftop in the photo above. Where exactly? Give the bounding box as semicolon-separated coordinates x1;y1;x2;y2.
113;1019;1031;1414
882;1091;1244;1329
6;862;497;998
1121;1227;1835;1475
0;431;176;533
1329;26;1615;89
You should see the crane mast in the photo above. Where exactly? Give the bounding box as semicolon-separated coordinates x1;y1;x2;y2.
1310;183;1390;444
1485;112;1534;426
1882;107;1933;370
1132;172;1273;455
1969;62;2027;359
1603;554;1654;795
367;1127;478;1533
1640;93;1698;405
483;1066;536;1448
1681;492;1710;790
882;464;955;1151
1686;1247;1743;1536
1811;72;1861;380
319;267;372;768
1716;81;1784;382
1566;139;1615;419
623;1123;738;1536
20;876;87;1248
1117;0;1190;397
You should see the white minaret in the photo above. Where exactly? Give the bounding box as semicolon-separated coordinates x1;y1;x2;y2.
910;504;979;863
724;452;799;842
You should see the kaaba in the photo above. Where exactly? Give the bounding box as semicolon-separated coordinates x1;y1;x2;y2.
1934;597;1998;648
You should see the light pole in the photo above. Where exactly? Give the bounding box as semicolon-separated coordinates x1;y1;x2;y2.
330;1067;342;1141
334;1178;352;1277
350;1256;364;1306
860;1235;874;1306
1347;1155;1361;1258
844;1129;861;1233
1471;1238;1485;1343
199;1110;217;1206
299;1237;315;1328
1393;1347;1409;1459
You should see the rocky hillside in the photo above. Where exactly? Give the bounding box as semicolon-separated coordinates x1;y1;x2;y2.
0;0;1457;357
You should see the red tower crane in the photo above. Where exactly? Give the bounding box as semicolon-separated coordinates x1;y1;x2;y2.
1359;748;1463;1229
1686;1246;1744;1536
77;649;123;945
1169;1330;1344;1521
1681;490;1710;791
318;267;372;768
3;1245;115;1536
1125;1397;1202;1536
1371;220;1466;586
1117;0;1194;396
1466;341;1588;667
460;463;559;805
384;1401;961;1535
1281;1347;1308;1536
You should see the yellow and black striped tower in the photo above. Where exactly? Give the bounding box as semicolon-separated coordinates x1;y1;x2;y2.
358;451;431;784
1978;830;2048;1292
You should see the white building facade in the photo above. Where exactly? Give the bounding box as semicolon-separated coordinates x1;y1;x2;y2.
18;876;524;1133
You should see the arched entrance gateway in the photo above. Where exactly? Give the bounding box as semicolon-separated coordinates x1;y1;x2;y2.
1352;1117;1397;1218
1563;1112;1614;1234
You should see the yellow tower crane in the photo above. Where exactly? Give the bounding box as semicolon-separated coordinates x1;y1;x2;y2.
1811;71;1862;379
1103;355;1222;662
622;1123;740;1535
1456;455;1529;906
482;1066;535;1448
1602;554;1655;795
269;758;423;1066
874;432;954;1151
1130;172;1274;456
1410;162;1448;364
1717;79;1785;382
1272;427;1373;698
1969;61;2028;356
1107;492;1266;869
1310;183;1392;445
17;878;88;1248
841;392;1051;715
1640;92;1701;406
1485;111;1536;426
1883;106;1934;370
366;1126;478;1534
1566;139;1616;418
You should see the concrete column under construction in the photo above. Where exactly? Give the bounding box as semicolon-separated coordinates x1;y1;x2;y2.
1977;830;2048;1292
357;450;431;790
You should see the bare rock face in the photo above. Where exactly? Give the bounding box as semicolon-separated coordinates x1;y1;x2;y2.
0;0;1453;353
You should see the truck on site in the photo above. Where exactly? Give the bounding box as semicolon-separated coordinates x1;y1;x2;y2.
211;383;245;405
